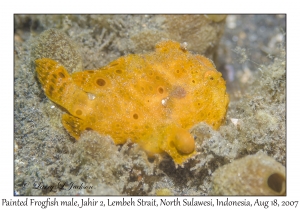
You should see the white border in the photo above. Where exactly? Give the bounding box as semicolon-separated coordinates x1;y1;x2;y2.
2;0;298;209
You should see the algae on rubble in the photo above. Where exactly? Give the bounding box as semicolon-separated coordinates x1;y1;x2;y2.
31;28;82;73
210;151;286;195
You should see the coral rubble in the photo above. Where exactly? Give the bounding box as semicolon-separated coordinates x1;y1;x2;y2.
210;151;286;195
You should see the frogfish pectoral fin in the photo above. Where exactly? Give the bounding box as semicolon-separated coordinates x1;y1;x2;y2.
172;127;195;155
161;125;196;165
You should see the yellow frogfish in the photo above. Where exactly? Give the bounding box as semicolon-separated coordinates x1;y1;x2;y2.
35;40;229;165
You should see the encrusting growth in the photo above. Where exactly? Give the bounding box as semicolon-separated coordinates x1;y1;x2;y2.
211;151;286;195
35;40;229;165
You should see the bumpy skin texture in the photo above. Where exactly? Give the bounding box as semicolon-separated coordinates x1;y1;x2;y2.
35;40;229;165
